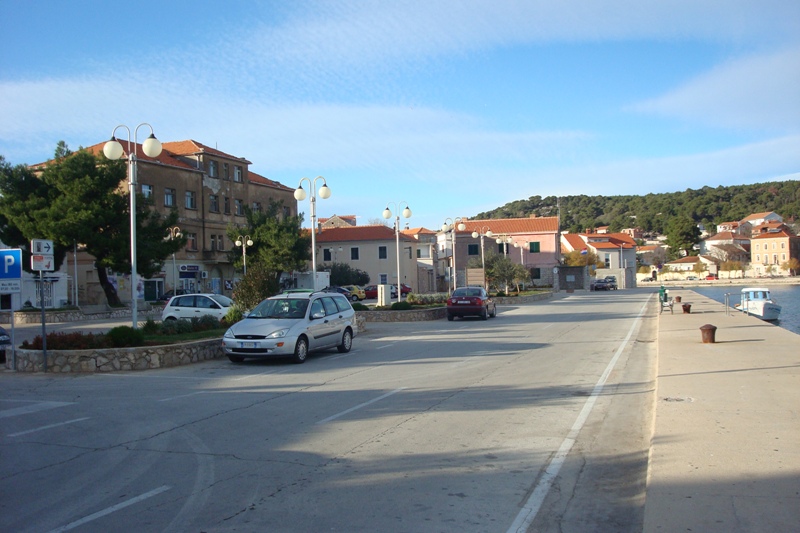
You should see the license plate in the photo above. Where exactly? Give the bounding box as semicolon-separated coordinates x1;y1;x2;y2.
457;300;470;304
239;341;257;348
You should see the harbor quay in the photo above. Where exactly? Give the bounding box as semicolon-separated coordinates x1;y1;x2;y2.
645;289;800;532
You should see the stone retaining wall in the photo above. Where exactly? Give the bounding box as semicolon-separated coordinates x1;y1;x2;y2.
2;308;163;325
7;338;223;373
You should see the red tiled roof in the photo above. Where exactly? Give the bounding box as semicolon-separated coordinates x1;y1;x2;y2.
316;225;415;243
248;170;293;192
704;231;745;241
457;217;559;235
161;140;251;163
402;227;436;236
751;229;796;239
561;234;586;252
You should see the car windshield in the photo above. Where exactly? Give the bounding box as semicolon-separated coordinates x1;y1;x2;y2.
452;288;482;297
248;298;309;319
209;294;233;307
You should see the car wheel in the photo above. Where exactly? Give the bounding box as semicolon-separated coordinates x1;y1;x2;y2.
447;313;454;321
481;307;488;320
351;294;359;302
337;329;353;353
164;316;177;321
227;355;245;363
292;337;308;364
490;305;497;318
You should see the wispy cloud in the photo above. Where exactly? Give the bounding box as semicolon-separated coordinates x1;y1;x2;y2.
629;46;800;131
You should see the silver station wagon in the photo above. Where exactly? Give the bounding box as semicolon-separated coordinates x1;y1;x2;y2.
222;291;357;364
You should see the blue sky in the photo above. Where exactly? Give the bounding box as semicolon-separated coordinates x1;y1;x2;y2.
2;0;799;230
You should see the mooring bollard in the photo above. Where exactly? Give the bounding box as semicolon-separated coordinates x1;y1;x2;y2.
682;303;692;313
700;324;717;343
675;296;682;303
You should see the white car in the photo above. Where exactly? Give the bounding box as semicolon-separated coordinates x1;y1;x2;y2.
222;291;356;364
161;293;233;322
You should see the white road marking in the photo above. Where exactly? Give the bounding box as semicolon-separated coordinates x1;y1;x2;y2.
45;485;171;533
317;387;408;424
0;401;74;419
506;295;651;533
8;417;90;437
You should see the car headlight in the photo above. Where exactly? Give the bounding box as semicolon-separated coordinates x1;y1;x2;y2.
223;329;235;339
266;329;289;339
0;334;9;342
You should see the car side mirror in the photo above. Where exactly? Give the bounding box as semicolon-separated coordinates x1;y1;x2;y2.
311;310;326;320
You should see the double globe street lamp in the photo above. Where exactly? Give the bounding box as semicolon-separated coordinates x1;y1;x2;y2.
442;217;466;291
235;235;254;275
104;123;163;328
383;202;412;303
294;177;331;291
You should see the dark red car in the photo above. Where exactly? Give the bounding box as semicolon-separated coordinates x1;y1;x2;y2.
400;283;412;295
446;287;497;321
363;284;398;299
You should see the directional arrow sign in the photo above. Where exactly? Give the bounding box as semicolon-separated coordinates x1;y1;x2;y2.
31;239;54;254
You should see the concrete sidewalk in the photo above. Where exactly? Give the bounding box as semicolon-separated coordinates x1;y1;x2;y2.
644;289;800;532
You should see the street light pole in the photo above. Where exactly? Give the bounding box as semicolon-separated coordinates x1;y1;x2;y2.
166;226;182;294
383;202;412;303
104;123;162;328
442;217;465;291
471;226;493;289
235;235;254;275
294;176;331;291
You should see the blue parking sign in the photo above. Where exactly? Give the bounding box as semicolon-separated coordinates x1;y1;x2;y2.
0;249;22;279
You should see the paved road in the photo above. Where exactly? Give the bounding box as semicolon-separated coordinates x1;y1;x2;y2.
1;291;656;532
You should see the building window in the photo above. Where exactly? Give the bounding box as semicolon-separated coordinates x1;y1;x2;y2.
164;188;176;207
283;206;290;219
350;247;359;261
529;241;541;253
186;233;197;251
530;267;541;279
209;195;219;213
185;190;196;209
380;273;388;284
781;242;785;249
323;249;332;262
234;165;243;182
252;201;262;212
210;234;224;251
224;196;230;214
141;184;153;199
223;163;229;180
209;160;218;177
235;199;244;216
468;244;479;256
755;254;760;262
378;246;387;259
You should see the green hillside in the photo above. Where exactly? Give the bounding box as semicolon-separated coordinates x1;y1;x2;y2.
475;180;800;235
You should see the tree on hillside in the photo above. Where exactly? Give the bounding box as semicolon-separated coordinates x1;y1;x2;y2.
226;200;311;298
665;216;701;258
0;147;183;306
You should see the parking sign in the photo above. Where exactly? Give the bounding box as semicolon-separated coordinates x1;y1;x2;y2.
0;248;22;293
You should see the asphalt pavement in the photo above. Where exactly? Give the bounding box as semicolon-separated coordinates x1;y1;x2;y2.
644;289;800;532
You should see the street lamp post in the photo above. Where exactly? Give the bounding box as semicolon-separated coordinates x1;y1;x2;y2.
294;176;331;291
496;234;512;255
235;235;254;275
166;226;182;294
104;123;162;328
383;202;412;303
513;241;528;264
471;226;493;288
442;217;466;291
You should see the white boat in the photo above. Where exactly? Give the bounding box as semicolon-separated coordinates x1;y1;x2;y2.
736;287;781;321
